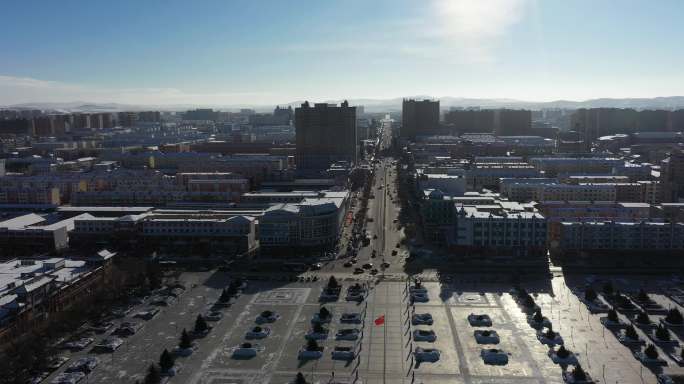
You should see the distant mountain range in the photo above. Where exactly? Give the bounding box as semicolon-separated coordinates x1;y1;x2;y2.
4;96;684;114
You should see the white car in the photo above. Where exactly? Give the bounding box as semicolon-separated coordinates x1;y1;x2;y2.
232;342;259;359
412;313;433;325
480;348;509;365
298;346;324;360
537;330;564;346
331;346;355;360
340;313;362;324
414;347;440;362
93;337;123;352
411;292;429;302
51;372;85;384
336;328;360;341
66;357;99;373
245;326;271;339
468;314;492;327
474;330;500;344
256;311;279;324
413;329;437;342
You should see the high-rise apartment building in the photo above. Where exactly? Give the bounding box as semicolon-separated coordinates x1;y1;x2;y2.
401;99;439;139
295;101;357;170
661;149;684;202
443;108;531;135
570;108;684;151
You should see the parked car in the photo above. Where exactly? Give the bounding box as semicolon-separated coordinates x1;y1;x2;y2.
335;329;360;341
305;327;329;340
93;337;123;353
331;346;355;360
232;342;258;359
414;347;440;362
150;296;176;307
340;313;362;324
298;345;324;360
413;329;437;342
62;337;94;351
50;372;85;384
47;356;70;371
411;292;429;302
474;330;500;344
255;310;279;324
468;313;492;327
134;307;160;320
412;313;433;325
113;321;142;337
480;348;509;365
88;321;114;334
245;326;271;339
66;357;99;373
110;306;132;318
204;311;223;321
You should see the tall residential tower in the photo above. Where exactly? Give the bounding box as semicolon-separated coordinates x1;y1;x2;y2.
401;99;439;139
295;101;357;170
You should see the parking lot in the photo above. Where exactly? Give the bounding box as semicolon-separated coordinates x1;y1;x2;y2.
39;269;684;384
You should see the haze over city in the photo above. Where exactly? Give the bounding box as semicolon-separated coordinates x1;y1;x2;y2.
2;0;684;106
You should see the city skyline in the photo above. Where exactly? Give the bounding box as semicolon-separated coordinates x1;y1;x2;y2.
2;0;684;105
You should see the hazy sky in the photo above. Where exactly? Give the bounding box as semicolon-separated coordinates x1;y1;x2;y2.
1;0;682;105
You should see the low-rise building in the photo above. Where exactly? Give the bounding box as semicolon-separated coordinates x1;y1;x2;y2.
0;213;92;254
529;157;623;177
466;163;540;190
449;202;547;258
554;220;684;259
417;173;466;196
0;250;115;346
72;211;258;258
259;191;349;251
500;178;558;202
539;183;617;202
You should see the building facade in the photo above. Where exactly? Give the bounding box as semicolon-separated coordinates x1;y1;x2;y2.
295;101;357;170
401;99;440;139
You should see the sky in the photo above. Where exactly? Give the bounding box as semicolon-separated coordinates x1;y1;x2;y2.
1;0;683;106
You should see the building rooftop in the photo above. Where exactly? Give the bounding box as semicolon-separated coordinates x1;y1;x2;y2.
0;214;45;229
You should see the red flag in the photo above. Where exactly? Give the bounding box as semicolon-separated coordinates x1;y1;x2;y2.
374;315;385;325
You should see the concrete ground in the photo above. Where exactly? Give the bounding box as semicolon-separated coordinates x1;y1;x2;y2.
43;269;684;384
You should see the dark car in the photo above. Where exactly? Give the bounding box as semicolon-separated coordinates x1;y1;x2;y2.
353;268;365;274
362;263;373;269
